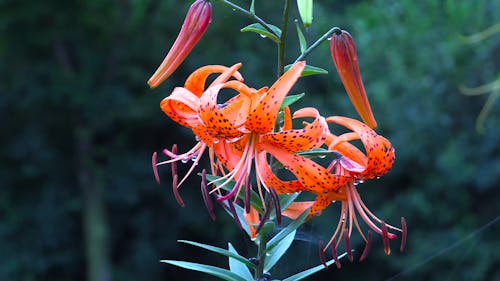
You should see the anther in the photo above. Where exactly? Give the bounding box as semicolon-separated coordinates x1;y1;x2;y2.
244;179;251;214
344;232;353;262
269;188;282;225
255;201;271;235
172;174;185;207
381;221;391;255
359;230;373;262
201;169;215;220
318;240;328;269
171;144;178;177
152;152;161;184
224;199;242;230
331;245;341;269
400;217;407;252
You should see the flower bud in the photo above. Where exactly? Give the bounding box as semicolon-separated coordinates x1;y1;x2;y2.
148;0;212;88
297;0;313;27
330;28;377;128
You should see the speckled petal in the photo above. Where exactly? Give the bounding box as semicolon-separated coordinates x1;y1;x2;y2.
160;87;201;128
256;150;304;194
184;64;243;97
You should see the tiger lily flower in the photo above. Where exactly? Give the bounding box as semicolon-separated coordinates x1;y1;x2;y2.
148;0;212;88
324;116;404;256
330;28;377;128
282;116;405;258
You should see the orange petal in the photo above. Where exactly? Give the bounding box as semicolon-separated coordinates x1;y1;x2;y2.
282;106;292;131
198;84;244;139
213;135;248;171
261;107;327;152
246;61;306;134
259;142;349;195
327;116;395;179
243;206;260;238
184;64;244;97
309;192;347;217
325;132;367;166
282;201;314;220
160;87;201;128
256;150;304;194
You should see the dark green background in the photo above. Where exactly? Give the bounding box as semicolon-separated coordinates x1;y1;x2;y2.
1;0;499;280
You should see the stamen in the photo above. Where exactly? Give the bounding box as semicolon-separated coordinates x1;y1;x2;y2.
318;240;328;269
381;221;391;255
171;144;178;178
400;217;407;252
331;245;341;269
223;199;242;230
344;232;353;262
255;201;271;235
359;230;373;262
201;169;216;220
244;178;251;214
152;152;161;184
269;188;282;225
172;174;185;207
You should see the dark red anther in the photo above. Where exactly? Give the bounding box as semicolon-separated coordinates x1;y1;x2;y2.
224;199;242;230
269;188;282;225
318;240;328;269
200;169;216;220
344;232;353;262
400;217;407;252
172;174;185;207
359;230;373;262
381;221;391;255
244;179;251;214
331;245;341;269
255;201;271;235
152;152;160;184
171;144;178;178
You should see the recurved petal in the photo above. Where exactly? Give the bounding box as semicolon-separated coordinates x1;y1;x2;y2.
184;64;244;97
246;61;306;134
213;135;248;171
255;150;304;194
160;87;201;128
198;84;244;139
261;107;327;152
327;116;395;179
259;142;348;195
282;201;314;220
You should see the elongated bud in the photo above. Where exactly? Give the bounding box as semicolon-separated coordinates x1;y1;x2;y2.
297;0;313;27
330;28;377;128
148;0;212;88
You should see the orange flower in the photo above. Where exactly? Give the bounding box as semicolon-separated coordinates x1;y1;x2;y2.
330;28;377;128
148;0;212;88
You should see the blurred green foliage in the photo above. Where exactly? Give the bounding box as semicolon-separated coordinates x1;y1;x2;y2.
0;0;498;281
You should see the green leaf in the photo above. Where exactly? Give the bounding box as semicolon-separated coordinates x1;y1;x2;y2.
295;20;307;53
267;209;309;252
284;64;328;77
264;230;296;271
161;260;247;281
279;192;301;212
282;252;349;281
228;243;254;280
241;23;282;43
178;240;256;269
250;0;255;14
280;93;305;109
297;148;342;159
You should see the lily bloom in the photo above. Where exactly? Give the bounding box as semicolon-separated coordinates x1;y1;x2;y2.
282;116;405;258
324;116;403;256
148;0;212;88
330;28;377;128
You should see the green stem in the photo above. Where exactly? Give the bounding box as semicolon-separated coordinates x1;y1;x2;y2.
214;0;280;39
293;26;341;63
277;0;292;77
255;232;268;279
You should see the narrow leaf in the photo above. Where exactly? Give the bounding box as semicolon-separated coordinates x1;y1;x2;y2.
161;260;247;281
267;209;309;252
282;253;349;281
296;0;313;27
264;230;296;271
284;64;328;77
228;243;254;280
250;0;255;14
295;20;307;53
280;93;305;110
241;23;282;43
178;240;256;269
